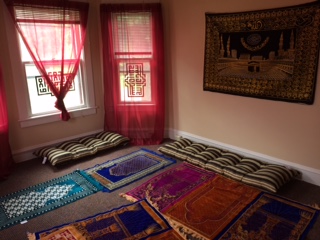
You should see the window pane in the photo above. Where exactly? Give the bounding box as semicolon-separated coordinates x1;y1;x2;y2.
112;12;152;55
25;63;84;115
19;23;81;61
119;61;151;103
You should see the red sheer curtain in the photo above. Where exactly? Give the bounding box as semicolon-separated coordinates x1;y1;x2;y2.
100;3;165;145
0;65;14;180
5;0;89;121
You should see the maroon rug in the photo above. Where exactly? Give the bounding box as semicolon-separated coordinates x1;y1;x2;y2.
121;163;216;212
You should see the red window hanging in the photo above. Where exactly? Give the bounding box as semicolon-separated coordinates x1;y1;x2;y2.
100;3;165;145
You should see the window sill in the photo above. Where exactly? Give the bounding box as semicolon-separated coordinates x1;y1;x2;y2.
19;107;97;128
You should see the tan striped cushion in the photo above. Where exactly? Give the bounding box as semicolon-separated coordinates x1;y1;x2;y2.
158;138;194;160
96;132;130;146
158;138;300;192
184;143;207;154
223;158;263;181
79;137;113;151
242;165;300;192
181;143;208;165
34;131;129;166
187;146;222;168
205;152;242;174
34;147;73;166
159;140;222;167
56;141;96;159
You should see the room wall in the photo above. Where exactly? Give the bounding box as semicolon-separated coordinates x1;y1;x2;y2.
165;0;320;177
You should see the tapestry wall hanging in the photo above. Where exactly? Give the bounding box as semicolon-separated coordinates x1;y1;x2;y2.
203;2;320;104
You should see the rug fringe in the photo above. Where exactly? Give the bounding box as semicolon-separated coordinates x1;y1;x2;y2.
164;217;207;240
310;203;320;210
145;195;161;212
27;232;36;240
119;193;138;203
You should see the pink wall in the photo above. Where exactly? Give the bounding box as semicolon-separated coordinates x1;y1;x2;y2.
164;0;320;172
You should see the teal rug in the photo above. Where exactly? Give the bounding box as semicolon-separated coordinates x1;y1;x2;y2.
0;170;102;230
84;149;176;192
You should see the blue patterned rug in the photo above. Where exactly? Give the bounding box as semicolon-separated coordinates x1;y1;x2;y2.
84;149;176;192
0;170;102;230
28;199;178;240
218;193;319;240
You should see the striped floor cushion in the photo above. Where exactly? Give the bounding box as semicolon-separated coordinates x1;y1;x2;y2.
158;139;222;167
56;141;97;159
157;138;193;161
187;146;222;168
34;132;130;166
34;148;74;166
223;158;263;181
205;152;242;174
241;165;300;192
158;138;300;192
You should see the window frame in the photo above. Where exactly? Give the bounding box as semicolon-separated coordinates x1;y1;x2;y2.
3;5;96;128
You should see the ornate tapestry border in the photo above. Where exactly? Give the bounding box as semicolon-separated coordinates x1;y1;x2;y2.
203;2;320;104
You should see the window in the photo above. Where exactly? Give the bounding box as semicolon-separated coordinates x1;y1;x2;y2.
19;27;85;116
112;12;153;104
100;3;165;145
4;1;95;127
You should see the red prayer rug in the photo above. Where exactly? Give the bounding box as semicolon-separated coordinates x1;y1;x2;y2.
162;175;261;240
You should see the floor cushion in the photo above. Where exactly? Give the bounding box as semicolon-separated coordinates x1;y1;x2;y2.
158;138;194;161
223;158;263;181
34;147;74;166
241;164;300;192
205;152;242;174
34;131;130;166
188;146;222;168
158;137;300;192
158;139;222;167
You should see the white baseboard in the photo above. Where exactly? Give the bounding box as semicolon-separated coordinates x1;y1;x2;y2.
12;129;104;163
165;128;320;187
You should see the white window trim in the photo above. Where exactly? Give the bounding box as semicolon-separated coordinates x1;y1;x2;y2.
3;6;96;128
